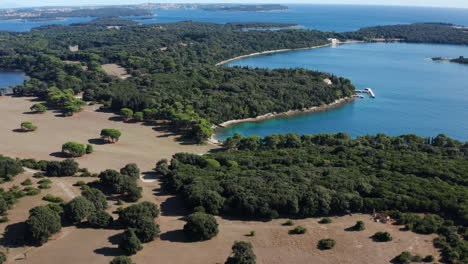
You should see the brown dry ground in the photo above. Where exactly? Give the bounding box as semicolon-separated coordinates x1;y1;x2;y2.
101;64;132;79
0;96;440;263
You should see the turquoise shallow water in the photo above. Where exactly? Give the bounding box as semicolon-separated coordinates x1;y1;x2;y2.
216;43;468;141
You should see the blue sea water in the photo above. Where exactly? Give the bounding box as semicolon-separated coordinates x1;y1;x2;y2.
1;5;468;32
145;5;468;32
216;43;468;141
0;71;28;92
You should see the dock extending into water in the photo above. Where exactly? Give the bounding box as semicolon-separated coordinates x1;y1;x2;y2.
356;88;376;98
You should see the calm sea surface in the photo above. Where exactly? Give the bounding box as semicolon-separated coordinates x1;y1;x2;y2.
1;5;468;32
0;71;28;91
216;43;468;141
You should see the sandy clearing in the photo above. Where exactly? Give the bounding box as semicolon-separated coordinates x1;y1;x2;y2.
0;96;216;173
101;64;132;79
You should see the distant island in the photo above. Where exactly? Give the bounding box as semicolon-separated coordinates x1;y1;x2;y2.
432;56;468;64
225;22;299;29
0;7;153;21
200;4;288;12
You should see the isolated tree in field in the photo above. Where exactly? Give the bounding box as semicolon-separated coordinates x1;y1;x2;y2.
110;256;134;264
100;128;122;143
183;212;219;241
225;241;256;264
20;121;37;132
30;103;47;113
353;220;365;231
25;205;62;245
317;239;336;250
119;228;142;255
120;163;140;179
120;108;134;121
373;231;392;242
62;141;86;157
64;196;96;223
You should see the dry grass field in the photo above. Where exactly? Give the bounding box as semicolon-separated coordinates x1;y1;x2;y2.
0;96;440;264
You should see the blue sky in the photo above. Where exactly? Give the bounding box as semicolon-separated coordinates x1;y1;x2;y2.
3;0;468;9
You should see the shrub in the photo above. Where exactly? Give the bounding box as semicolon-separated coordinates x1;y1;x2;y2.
353;220;365;231
42;194;64;203
225;241;256;264
88;210;113;228
392;251;412;264
183;212;219;241
373;231;393;242
0;252;6;264
64;196;96;223
289;225;307;235
82;187;108;210
0;156;23;180
319;218;332;224
120;163;140;180
133;112;143;121
110;256;134;264
46;203;64;214
134;217;160;243
30;103;47;113
20;121;37;131
0;216;9;223
283;220;294;226
318;239;336;250
119;229;142;255
423;255;434;262
38;179;52;185
100;128;122;143
120;108;134;121
25;206;61;245
118;202;159;228
75;180;86;187
24;187;40;196
21;179;33;186
33;172;45;178
62;142;86;157
86;144;94;154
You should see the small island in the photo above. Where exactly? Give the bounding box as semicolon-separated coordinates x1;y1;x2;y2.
432;56;468;64
201;4;288;12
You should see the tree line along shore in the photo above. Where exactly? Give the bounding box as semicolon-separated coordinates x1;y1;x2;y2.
3;21;467;142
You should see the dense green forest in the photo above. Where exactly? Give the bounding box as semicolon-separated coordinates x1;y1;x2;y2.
0;20;350;140
159;133;467;222
341;23;468;45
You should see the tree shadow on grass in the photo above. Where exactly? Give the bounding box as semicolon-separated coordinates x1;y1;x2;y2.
159;229;190;243
94;247;124;257
142;171;158;182
12;129;26;133
108;233;122;245
160;196;190;217
88;138;108;145
1;222;28;248
49;151;69;158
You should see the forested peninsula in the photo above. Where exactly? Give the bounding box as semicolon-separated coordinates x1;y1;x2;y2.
1;22;467;142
